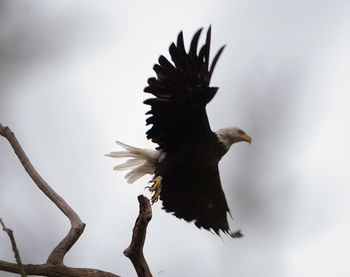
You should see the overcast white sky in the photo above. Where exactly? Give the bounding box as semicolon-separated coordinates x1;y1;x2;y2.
1;1;350;276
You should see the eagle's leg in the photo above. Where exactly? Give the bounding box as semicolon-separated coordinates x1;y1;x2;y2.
147;176;162;204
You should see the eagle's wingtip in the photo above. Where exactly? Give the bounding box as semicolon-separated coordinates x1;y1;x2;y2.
229;230;243;238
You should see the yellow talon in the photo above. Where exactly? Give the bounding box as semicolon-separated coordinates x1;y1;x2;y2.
148;176;162;204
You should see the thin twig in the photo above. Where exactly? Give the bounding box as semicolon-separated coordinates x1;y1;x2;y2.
124;195;153;277
0;218;27;277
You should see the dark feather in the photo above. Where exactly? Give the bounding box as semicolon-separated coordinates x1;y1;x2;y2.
209;45;225;81
189;28;203;58
204;26;211;73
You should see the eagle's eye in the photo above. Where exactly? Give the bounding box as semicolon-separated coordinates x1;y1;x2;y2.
237;129;245;135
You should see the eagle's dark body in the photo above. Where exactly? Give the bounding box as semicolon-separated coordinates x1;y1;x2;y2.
143;27;237;236
155;134;230;233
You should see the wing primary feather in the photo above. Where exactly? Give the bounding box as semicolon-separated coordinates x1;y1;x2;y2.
158;55;175;71
176;31;193;77
189;28;203;58
204;26;211;71
169;42;186;73
198;45;208;85
209;45;225;80
176;31;186;53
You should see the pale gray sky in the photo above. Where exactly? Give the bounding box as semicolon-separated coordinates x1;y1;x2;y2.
1;1;350;276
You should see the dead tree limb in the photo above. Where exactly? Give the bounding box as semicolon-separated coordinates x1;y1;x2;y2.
0;123;85;265
0;260;118;277
124;195;153;277
0;123;153;276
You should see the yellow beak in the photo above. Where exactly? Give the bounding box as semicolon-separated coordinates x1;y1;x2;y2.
240;133;252;144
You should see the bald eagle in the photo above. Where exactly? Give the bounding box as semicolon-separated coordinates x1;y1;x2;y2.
107;27;251;237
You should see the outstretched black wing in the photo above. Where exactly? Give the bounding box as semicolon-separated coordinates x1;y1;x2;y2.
144;27;225;151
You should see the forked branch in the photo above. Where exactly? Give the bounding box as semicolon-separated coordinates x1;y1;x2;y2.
0;123;153;276
0;123;85;265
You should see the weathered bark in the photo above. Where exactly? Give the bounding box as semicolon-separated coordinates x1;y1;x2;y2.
124;195;153;277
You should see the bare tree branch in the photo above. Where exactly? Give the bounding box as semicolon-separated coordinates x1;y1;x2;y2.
0;123;153;276
0;261;118;277
0;123;85;265
124;195;153;277
0;218;27;277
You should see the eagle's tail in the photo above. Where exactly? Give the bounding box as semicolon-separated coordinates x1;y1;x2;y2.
106;141;160;184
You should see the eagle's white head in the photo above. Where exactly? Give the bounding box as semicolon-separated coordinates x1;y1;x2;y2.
215;127;252;150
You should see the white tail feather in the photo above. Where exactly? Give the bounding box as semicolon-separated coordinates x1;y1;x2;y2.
106;152;138;158
113;158;144;171
106;141;161;184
